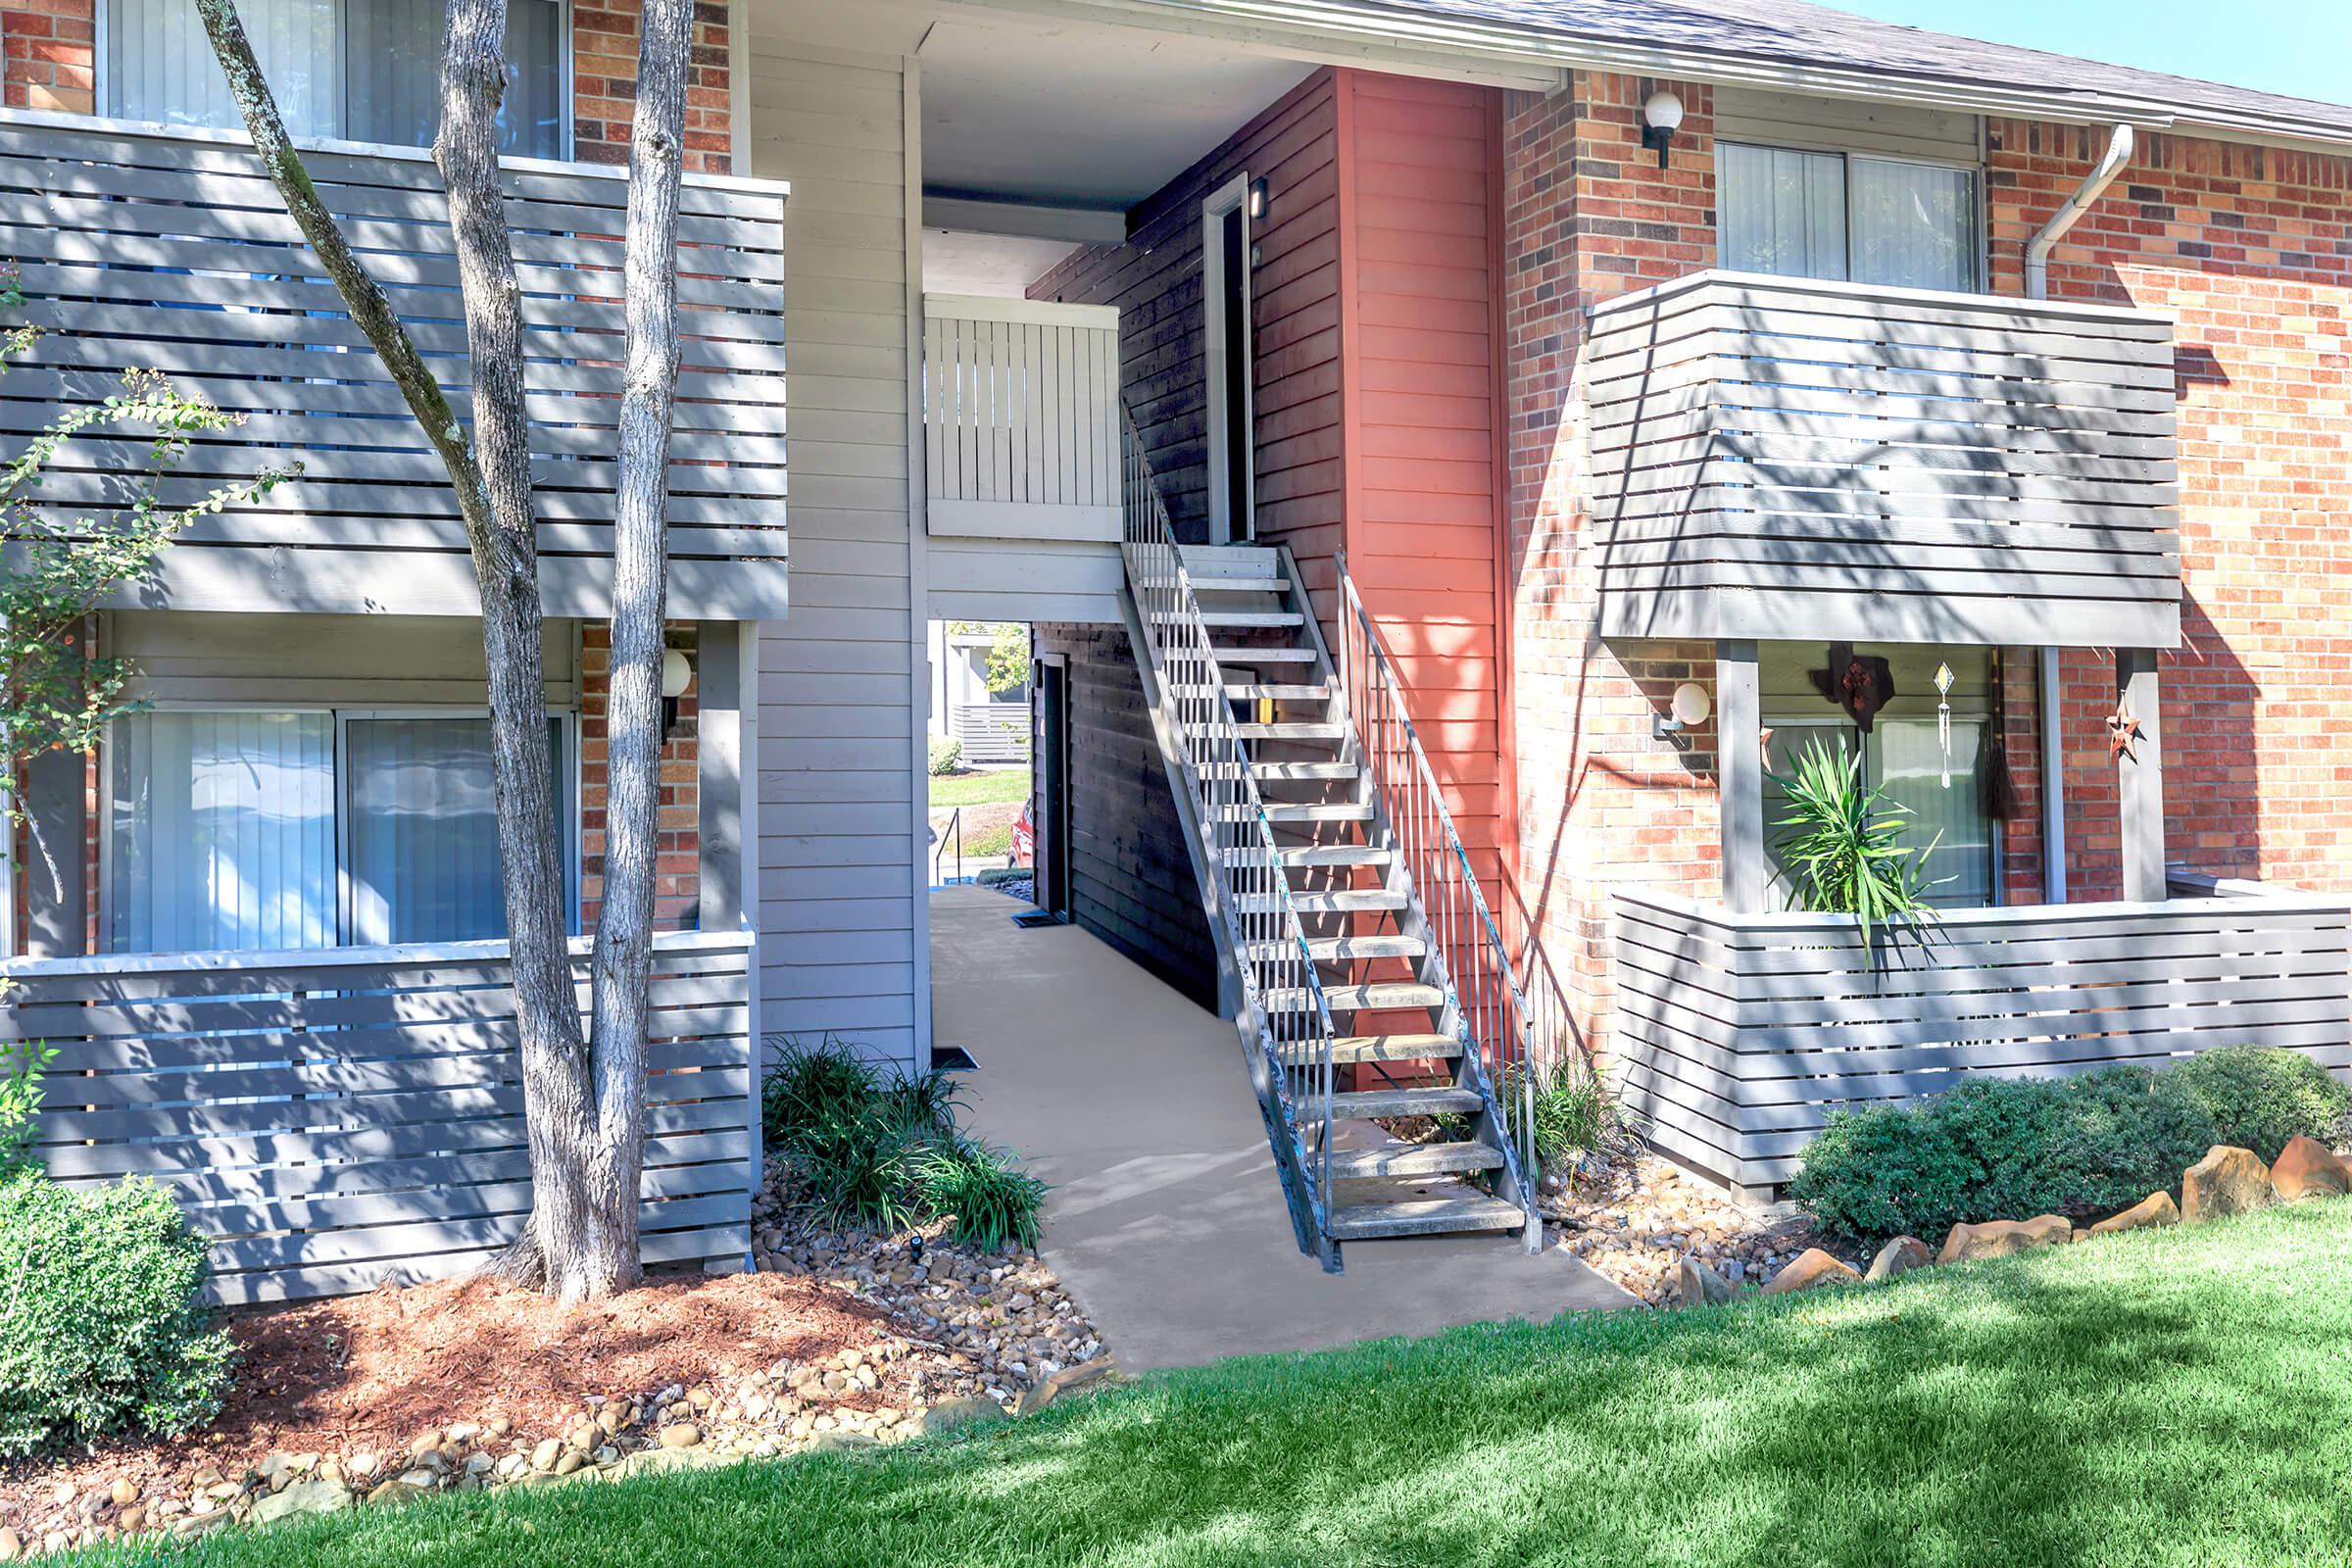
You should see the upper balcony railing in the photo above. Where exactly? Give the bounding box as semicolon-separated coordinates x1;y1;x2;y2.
1586;270;2181;649
923;294;1120;545
0;111;789;620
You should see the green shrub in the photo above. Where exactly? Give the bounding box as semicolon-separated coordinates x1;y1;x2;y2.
2166;1048;2352;1162
1792;1047;2348;1242
762;1037;1046;1250
927;735;963;776
0;1168;233;1456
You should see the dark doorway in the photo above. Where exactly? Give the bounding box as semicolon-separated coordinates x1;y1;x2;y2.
1032;655;1073;921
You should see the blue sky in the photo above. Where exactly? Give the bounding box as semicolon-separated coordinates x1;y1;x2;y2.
1823;0;2352;107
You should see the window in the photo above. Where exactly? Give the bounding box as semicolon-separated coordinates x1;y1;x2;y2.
1763;719;1993;909
1719;141;1981;293
106;0;564;160
107;710;575;954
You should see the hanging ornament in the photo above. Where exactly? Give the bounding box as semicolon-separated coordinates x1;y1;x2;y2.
1935;661;1956;789
1807;643;1897;732
2108;698;2145;762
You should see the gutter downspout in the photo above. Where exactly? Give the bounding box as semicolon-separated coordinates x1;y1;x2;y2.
2027;122;2134;905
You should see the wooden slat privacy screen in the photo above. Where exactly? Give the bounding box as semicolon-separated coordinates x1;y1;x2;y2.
1;928;756;1304
0;113;789;619
1614;889;2352;1195
1586;270;2181;648
923;294;1120;543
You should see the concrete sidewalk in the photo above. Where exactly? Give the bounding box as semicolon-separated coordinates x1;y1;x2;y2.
931;886;1637;1372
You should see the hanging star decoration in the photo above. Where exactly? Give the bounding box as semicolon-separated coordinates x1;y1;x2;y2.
2107;698;2145;763
1759;726;1775;768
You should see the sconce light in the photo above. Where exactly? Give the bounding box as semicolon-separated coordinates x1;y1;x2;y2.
661;649;694;740
1652;680;1710;748
1248;176;1269;220
1640;89;1684;171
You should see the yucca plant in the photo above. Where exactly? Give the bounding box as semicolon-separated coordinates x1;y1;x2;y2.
1768;736;1941;954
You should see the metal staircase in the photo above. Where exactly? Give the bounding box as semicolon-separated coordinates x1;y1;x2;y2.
1116;411;1542;1268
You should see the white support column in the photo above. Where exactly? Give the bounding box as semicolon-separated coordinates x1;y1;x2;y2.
1716;639;1766;914
2117;648;2166;904
2040;648;2067;905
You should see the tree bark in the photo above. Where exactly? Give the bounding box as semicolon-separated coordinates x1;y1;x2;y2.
196;0;601;1299
582;0;696;1298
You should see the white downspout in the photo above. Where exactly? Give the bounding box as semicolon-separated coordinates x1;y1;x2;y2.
2028;122;2133;905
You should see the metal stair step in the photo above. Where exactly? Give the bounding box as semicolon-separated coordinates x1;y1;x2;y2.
1328;1195;1528;1241
1232;889;1407;915
1233;722;1345;742
1241;933;1426;963
1192;576;1293;594
1326;1141;1504;1180
1159;610;1301;628
1168;683;1330;702
1332;1032;1462;1063
1268;980;1445;1012
1321;1086;1484;1119
1275;844;1392;868
1250;760;1358;781
1262;801;1372;823
1203;646;1318;663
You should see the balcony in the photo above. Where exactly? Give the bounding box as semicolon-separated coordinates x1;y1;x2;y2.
0;112;789;620
1612;879;2351;1200
923;294;1121;544
1586;270;2180;649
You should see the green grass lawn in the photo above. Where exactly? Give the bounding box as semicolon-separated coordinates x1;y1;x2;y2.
928;766;1030;808
104;1203;2352;1568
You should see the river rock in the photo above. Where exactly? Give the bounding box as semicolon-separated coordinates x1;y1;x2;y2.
1015;1356;1118;1415
249;1479;353;1527
2270;1136;2352;1201
1936;1215;2073;1263
1673;1257;1738;1306
2087;1190;2180;1237
1759;1248;1859;1296
1863;1236;1934;1282
2182;1147;2275;1222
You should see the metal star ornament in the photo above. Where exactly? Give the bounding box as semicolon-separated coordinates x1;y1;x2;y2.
2107;699;2145;763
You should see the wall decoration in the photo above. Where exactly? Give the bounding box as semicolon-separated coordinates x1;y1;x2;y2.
1808;643;1897;732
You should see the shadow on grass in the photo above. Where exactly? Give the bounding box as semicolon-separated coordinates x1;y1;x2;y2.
114;1204;2352;1568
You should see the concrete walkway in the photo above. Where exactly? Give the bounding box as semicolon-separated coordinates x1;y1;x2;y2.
931;886;1637;1372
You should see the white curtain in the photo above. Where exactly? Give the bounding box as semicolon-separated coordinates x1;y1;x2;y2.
1850;157;1980;293
1718;142;1847;281
108;711;336;954
1877;718;1993;907
110;0;562;158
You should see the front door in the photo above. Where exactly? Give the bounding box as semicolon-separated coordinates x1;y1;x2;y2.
1203;174;1253;544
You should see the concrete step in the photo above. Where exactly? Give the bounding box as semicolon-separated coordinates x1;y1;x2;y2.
1321;1086;1484;1119
1331;1032;1461;1063
1328;1195;1527;1241
1231;889;1407;915
1325;1141;1504;1181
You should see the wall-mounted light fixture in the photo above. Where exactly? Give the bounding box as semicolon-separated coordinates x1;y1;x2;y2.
1248;176;1269;220
1652;680;1710;748
1640;89;1684;171
661;648;694;740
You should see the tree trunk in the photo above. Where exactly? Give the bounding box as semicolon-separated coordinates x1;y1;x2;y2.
582;0;696;1298
196;0;603;1301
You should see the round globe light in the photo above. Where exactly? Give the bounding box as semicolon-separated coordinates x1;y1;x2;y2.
1642;89;1685;133
1670;680;1711;729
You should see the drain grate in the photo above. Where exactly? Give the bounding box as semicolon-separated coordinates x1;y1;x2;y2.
1009;908;1062;929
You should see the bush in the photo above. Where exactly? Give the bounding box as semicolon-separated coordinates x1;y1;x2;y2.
2166;1048;2352;1162
0;1169;233;1456
762;1037;1047;1250
928;735;963;776
1791;1047;2348;1243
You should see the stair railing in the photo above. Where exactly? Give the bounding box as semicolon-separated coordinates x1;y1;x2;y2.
1334;550;1542;1232
1118;408;1341;1257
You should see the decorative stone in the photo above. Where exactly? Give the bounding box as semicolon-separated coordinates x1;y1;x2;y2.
1758;1248;1859;1296
2270;1136;2352;1201
2087;1190;2180;1237
2182;1147;2276;1222
118;1506;146;1535
1672;1257;1738;1306
918;1395;1008;1437
109;1478;139;1507
1015;1356;1118;1415
1936;1215;2073;1263
366;1478;433;1508
1863;1236;1934;1282
659;1423;702;1449
249;1479;353;1527
553;1450;588;1478
531;1438;564;1472
0;1528;18;1561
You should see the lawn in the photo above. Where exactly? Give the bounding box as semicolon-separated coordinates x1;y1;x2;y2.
104;1203;2352;1567
928;766;1030;808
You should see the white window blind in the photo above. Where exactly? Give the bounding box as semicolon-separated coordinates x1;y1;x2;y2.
1719;142;1980;293
108;711;336;954
1719;142;1846;281
1850;158;1980;293
108;0;563;158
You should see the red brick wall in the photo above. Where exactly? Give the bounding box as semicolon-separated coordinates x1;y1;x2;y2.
578;623;701;933
1501;73;1720;1061
1985;122;2352;900
2;0;732;175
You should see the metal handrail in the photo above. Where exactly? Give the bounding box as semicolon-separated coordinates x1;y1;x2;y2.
1118;408;1341;1253
1334;550;1550;1223
931;807;963;885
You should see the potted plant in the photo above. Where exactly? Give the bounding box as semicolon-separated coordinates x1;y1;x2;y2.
1767;737;1941;955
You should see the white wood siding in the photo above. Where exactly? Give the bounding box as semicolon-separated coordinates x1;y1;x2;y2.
749;40;926;1073
1713;86;1981;166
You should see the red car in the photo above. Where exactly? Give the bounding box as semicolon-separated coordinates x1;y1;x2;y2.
1010;801;1035;868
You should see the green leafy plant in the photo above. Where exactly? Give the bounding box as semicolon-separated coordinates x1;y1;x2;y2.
928;735;963;776
1768;736;1940;951
2166;1047;2352;1162
915;1141;1047;1251
0;1037;58;1173
949;620;1031;697
0;1167;234;1456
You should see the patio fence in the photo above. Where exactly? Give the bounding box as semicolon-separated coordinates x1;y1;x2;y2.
0;927;757;1304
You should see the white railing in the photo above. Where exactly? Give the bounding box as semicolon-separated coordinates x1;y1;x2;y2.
924;294;1121;542
1334;553;1545;1230
950;702;1032;765
1118;408;1340;1258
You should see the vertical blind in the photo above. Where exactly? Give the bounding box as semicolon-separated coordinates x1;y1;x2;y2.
1762;719;1994;909
109;711;337;953
1719;142;1981;293
108;0;564;158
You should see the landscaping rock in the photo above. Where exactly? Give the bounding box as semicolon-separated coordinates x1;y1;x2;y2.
2183;1147;2276;1222
0;1527;19;1561
248;1479;353;1527
1759;1248;1859;1296
2087;1190;2180;1237
918;1395;1008;1437
366;1478;435;1508
1936;1215;2072;1263
1015;1357;1118;1415
1673;1257;1738;1306
1863;1236;1934;1282
2269;1136;2352;1201
658;1423;702;1449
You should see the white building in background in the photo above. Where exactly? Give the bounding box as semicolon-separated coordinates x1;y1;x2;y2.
927;621;1031;766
